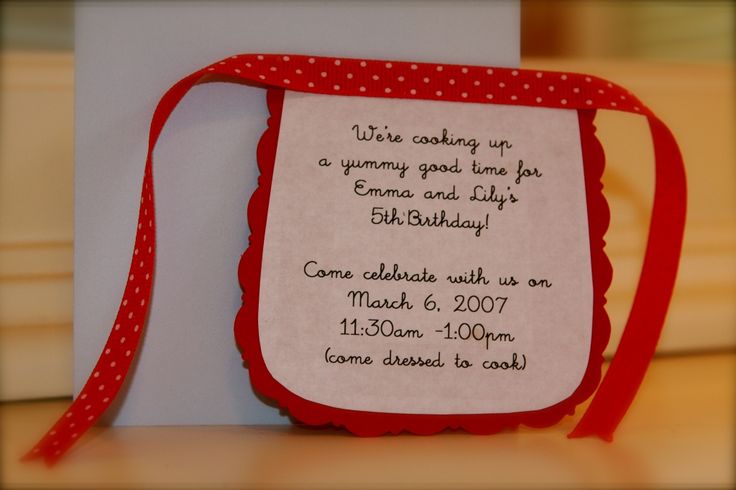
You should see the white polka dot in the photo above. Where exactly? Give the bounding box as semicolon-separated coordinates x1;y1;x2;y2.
114;323;120;331
360;61;367;67
245;63;252;68
410;89;417;95
219;61;226;65
125;350;132;357
585;76;592;82
436;66;443;72
461;67;469;74
372;74;380;81
598;89;605;94
449;79;455;85
634;106;640;111
511;95;518;100
561;74;568;80
50;430;57;435
110;361;117;368
134;325;140;333
486;68;493;75
523;83;529;89
498;82;505;88
103;397;110;403
258;74;266;81
474;80;480;86
69;423;75;428
138;223;141;230
385;88;392;94
145;273;150;280
611;101;617;107
98;384;105;391
147;246;152;253
607;82;613;88
282;55;290;61
461;92;468;98
140;299;146;306
548;85;555;92
347;73;354;79
85;404;92;411
410;64;418;70
207;68;214;72
87;415;94;421
71;433;79;439
423;77;430;83
120;337;126;344
359;86;366;92
435;90;443;96
139;261;144;268
65;412;73;418
283;79;290;84
308;82;314;88
485;94;493;100
295;69;303;75
511;70;518;76
257;55;264;60
385;62;393;68
397;76;405;82
536;97;543;103
128;312;133;319
320;72;327;78
333;84;340;90
115;375;122;381
269;66;277;72
536;72;543;78
573;87;580;93
134;287;140;294
620;95;626;100
52;440;59;446
334;59;341;66
105;348;111;355
134;248;139;255
93;371;100;378
308;58;315;64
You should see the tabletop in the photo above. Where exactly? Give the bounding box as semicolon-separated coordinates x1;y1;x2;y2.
3;352;733;489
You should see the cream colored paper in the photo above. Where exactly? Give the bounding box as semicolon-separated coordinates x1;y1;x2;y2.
259;92;591;414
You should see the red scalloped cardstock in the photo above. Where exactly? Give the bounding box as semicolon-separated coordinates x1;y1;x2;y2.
234;88;611;435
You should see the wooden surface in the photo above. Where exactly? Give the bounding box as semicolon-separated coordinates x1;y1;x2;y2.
3;352;733;489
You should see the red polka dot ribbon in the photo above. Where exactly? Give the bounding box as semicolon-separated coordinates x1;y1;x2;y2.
24;54;686;465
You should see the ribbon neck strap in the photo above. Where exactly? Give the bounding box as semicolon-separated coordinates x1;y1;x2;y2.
26;54;686;464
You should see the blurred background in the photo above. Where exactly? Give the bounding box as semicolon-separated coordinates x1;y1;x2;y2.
1;0;734;402
2;1;733;57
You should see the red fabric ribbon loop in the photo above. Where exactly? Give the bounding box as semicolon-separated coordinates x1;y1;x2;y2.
24;54;686;465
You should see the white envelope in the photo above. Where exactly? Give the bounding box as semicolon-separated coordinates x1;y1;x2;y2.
74;0;519;426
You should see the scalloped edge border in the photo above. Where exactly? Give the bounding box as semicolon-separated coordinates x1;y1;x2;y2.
234;88;611;435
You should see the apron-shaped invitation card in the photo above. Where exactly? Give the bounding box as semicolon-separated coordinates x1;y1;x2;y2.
27;54;685;465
